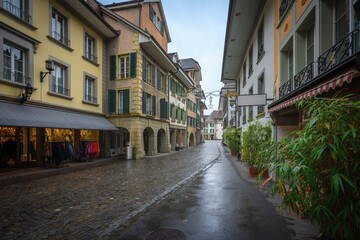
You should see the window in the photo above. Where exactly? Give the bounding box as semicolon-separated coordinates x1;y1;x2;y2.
119;55;129;79
84;76;95;103
210;123;214;127
118;90;124;113
84;32;97;62
142;91;152;115
50;6;70;47
143;59;153;84
335;0;349;43
3;42;25;83
306;26;314;66
249;87;253;120
243;62;246;87
257;17;265;62
288;48;293;79
248;45;253;76
49;59;70;97
210;129;214;133
149;4;164;35
1;0;32;24
258;74;265;115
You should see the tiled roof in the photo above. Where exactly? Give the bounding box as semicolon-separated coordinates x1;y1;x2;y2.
205;110;223;121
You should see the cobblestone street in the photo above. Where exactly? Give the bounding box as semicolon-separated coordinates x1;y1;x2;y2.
0;141;221;239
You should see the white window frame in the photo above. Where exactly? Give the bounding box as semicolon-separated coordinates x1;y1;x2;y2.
118;90;124;113
146;61;152;83
84;33;96;61
51;63;65;95
119;55;130;79
84;76;94;102
49;4;70;48
3;42;25;83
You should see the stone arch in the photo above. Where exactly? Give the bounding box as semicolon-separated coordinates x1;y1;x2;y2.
143;127;155;156
157;128;167;153
189;133;195;147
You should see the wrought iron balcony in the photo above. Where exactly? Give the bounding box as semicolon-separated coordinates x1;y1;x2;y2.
1;0;31;23
51;84;70;96
279;77;293;98
318;30;358;74
51;31;71;47
279;0;293;20
84;94;97;103
85;52;98;62
3;68;31;84
294;61;315;89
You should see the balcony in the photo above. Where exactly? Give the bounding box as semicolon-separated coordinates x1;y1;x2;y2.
1;0;31;23
279;0;293;20
51;31;71;48
279;30;359;99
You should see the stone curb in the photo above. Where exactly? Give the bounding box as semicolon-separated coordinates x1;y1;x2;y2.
99;146;222;238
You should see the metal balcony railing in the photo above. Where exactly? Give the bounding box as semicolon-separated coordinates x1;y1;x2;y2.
278;30;359;99
279;77;293;98
294;61;315;89
3;68;31;84
84;94;97;103
51;31;71;47
1;0;31;23
51;84;70;96
318;30;358;74
85;52;98;62
279;0;293;20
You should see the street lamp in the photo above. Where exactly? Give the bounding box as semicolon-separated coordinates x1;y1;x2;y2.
20;82;33;103
40;59;54;82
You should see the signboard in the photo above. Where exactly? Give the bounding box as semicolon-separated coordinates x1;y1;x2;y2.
226;91;239;97
236;94;267;106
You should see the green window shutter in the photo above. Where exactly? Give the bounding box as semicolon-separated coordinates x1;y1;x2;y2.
142;91;146;114
157;68;161;90
170;103;173;118
175;82;178;94
130;52;137;78
153;95;156;117
164;75;167;93
160;21;164;36
160;98;165;118
110;55;116;80
108;89;116;114
176;107;178;119
123;89;130;113
152;65;155;87
170;76;173;91
181;109;183;121
149;4;154;20
165;101;168;119
142;56;147;81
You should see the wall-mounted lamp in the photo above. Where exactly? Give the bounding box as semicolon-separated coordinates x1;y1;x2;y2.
40;59;54;82
20;83;34;103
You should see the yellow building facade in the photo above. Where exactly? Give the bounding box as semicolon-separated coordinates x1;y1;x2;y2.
0;0;117;168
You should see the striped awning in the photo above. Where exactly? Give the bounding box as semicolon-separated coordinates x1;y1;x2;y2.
268;69;357;113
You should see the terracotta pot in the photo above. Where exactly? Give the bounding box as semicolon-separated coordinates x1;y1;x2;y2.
231;150;237;155
249;167;269;178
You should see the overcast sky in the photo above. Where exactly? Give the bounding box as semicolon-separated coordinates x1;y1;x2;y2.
97;0;229;115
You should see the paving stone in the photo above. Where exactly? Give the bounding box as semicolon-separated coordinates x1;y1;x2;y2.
0;142;220;239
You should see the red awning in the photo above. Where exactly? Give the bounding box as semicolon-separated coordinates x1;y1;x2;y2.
268;68;357;113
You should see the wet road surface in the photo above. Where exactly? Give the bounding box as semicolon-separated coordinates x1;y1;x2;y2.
0;142;220;239
116;143;295;240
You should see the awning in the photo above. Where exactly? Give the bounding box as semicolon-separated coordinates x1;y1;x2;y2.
268;69;357;113
0;101;118;130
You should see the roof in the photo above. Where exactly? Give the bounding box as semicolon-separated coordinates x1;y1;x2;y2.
179;58;201;70
206;110;223;122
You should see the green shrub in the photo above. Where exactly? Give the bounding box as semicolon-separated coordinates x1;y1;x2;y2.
224;127;240;152
259;96;360;239
241;120;271;167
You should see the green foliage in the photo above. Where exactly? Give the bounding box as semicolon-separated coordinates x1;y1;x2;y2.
224;127;240;152
258;96;360;239
241;120;271;167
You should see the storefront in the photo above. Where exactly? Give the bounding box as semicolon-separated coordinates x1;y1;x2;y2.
0;101;117;169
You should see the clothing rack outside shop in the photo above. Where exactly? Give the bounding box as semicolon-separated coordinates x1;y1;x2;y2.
43;141;75;168
78;140;100;162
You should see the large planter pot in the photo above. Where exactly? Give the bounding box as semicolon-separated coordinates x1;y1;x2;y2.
231;150;237;155
249;167;269;178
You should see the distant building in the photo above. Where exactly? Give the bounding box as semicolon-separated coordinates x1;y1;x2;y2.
204;111;223;140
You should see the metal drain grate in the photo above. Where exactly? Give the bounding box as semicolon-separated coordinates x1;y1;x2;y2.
145;228;186;240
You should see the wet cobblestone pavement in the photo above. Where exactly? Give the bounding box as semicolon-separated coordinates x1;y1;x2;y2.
0;141;221;239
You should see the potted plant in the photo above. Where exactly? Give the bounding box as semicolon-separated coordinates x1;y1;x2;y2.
258;96;360;239
224;127;239;155
241;120;271;177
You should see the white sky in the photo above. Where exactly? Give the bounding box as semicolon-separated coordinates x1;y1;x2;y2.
97;0;229;115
